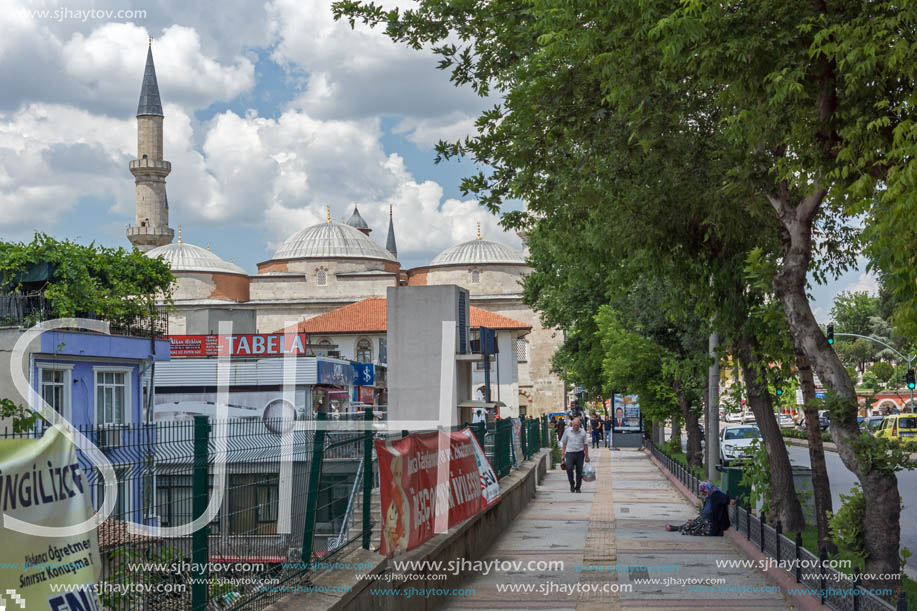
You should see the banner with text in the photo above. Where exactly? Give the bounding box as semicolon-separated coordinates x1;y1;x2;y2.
0;427;102;608
375;428;500;557
166;333;310;357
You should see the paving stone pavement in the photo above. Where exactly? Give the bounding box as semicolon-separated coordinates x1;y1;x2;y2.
443;447;793;611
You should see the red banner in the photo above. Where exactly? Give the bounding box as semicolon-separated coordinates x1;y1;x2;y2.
166;334;309;357
375;428;500;557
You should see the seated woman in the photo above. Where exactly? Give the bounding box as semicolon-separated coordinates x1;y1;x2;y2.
665;481;731;536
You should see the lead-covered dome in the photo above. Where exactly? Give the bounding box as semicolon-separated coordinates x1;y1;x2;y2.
271;222;395;262
146;242;247;275
430;239;526;267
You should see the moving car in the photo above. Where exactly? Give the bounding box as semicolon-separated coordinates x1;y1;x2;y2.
777;413;794;428
719;425;762;466
725;411;743;423
741;411;756;424
875;415;917;441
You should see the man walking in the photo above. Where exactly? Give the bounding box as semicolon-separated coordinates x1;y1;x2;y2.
604;413;614;449
561;417;590;493
590;414;602;449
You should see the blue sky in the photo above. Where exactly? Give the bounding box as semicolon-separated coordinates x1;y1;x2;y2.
0;0;874;318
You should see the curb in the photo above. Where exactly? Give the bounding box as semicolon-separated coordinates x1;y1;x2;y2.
644;448;826;611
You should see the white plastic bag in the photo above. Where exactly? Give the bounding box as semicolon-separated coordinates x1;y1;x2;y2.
582;462;596;482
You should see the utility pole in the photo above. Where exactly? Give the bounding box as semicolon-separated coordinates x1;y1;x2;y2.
707;331;720;481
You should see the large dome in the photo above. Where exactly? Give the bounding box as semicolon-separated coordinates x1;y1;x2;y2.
271;222;395;262
146;242;247;275
430;239;526;267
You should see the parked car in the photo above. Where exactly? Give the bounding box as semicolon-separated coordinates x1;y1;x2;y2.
741;411;756;424
777;413;794;428
720;425;762;466
861;415;885;434
875;415;917;441
725;411;743;423
799;410;830;431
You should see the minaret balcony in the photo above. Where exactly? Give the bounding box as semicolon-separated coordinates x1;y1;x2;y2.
130;158;171;176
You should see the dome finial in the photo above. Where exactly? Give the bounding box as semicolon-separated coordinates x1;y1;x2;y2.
327;205;331;224
206;242;211;251
177;225;182;244
476;221;482;240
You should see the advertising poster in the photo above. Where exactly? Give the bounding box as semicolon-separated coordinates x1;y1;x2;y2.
511;418;523;468
375;428;500;557
460;428;501;508
0;427;102;608
613;394;642;431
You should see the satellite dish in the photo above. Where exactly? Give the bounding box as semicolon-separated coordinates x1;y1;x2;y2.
263;399;296;435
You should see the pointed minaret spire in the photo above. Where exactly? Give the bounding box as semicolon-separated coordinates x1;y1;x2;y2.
137;44;163;117
127;42;173;251
386;204;398;259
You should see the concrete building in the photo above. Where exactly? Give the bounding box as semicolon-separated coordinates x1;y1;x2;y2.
283;296;530;418
125;47;564;417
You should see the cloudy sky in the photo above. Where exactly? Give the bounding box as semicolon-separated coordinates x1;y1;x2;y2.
0;0;871;317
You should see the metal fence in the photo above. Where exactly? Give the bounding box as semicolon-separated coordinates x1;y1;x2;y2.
646;438;905;611
0;413;550;610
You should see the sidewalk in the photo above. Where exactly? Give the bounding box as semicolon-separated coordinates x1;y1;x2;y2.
443;446;792;610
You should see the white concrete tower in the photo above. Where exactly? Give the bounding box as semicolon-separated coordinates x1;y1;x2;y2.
127;40;174;251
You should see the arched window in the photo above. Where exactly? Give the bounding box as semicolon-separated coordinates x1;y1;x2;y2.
318;338;332;354
316;269;327;286
471;270;480;284
516;337;528;363
356;338;372;363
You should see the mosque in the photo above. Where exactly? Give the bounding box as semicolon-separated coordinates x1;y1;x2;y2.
127;44;564;417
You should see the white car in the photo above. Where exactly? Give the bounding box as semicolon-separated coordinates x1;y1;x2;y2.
741;411;756;424
777;414;794;428
719;425;762;466
724;411;743;423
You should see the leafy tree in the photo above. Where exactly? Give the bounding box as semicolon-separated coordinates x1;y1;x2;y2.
0;234;174;325
830;292;878;337
870;362;896;387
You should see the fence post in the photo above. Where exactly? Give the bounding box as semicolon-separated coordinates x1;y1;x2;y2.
746;503;751;540
301;412;327;563
191;415;210;611
794;532;802;583
853;565;861;611
363;406;373;550
819;548;827;605
521;417;528;459
760;512;766;553
775;520;782;561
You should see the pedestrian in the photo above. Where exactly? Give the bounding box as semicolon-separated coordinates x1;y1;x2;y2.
590;414;602;449
665;481;731;536
560;417;590;493
555;418;566;446
604;413;613;449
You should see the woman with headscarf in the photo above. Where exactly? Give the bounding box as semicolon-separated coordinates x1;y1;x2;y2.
665;481;731;536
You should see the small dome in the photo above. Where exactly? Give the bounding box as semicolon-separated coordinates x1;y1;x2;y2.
271;222;395;262
146;242;247;275
430;239;526;267
344;205;370;231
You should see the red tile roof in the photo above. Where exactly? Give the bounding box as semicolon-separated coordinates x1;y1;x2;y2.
280;297;530;334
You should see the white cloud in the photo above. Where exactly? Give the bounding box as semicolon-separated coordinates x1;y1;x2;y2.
391;112;479;150
844;272;879;296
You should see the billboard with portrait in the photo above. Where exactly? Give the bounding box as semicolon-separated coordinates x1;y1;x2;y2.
612;394;641;431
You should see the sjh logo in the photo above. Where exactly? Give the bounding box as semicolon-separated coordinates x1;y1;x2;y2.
0;589;25;611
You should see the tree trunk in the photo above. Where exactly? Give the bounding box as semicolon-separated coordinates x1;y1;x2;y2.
670;416;682;451
674;377;703;468
736;336;806;532
771;188;901;588
795;347;837;554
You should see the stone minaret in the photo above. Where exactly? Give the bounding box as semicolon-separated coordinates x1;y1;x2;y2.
127;40;174;251
386;205;398;259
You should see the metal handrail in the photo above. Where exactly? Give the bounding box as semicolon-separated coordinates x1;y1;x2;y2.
328;459;364;552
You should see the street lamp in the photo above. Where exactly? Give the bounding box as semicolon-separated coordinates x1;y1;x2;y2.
829;328;915;412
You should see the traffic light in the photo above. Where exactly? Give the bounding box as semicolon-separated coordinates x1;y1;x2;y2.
827;324;834;345
907;369;915;390
775;375;783;396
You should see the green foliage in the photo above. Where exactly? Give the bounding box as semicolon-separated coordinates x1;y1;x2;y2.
739;439;771;518
831;292;879;337
0;233;174;324
782;428;833;443
0;398;37;433
869;361;896;385
829;485;868;560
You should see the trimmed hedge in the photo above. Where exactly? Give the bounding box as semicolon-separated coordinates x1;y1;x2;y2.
781;428;833;443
